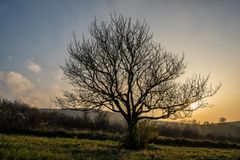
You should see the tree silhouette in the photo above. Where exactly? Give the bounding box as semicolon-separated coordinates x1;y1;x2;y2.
203;121;210;125
219;117;226;123
55;13;220;149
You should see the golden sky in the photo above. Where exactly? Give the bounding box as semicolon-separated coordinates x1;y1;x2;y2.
0;0;239;123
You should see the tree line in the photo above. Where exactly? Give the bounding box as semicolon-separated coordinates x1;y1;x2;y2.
0;97;123;133
1;97;239;145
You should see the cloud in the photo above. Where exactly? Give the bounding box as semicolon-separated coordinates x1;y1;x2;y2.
0;71;46;107
26;60;42;73
8;56;13;60
0;70;68;108
0;71;32;94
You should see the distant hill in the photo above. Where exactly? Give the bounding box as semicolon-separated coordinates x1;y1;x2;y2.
39;108;125;125
157;120;240;140
39;108;240;140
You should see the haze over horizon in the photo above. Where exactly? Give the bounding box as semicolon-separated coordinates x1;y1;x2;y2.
0;0;240;123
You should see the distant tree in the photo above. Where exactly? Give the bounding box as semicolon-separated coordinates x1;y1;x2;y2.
180;120;187;124
55;13;221;149
192;119;197;124
219;117;226;123
203;121;210;125
94;110;109;130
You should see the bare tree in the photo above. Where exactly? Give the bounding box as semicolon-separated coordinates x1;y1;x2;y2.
55;13;220;149
219;117;226;123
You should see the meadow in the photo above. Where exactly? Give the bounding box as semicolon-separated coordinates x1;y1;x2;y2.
1;98;240;159
0;134;240;160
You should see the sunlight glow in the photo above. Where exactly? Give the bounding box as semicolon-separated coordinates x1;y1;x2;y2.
190;102;200;110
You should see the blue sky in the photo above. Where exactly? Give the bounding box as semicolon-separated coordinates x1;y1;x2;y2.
0;0;240;122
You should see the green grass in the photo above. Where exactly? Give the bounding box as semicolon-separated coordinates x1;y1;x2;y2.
0;134;240;160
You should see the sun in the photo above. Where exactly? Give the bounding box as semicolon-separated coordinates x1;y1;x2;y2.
190;102;200;110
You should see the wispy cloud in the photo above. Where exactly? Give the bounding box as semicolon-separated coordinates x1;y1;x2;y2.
26;60;42;73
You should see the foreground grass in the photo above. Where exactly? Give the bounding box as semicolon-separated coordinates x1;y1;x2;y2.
0;134;240;160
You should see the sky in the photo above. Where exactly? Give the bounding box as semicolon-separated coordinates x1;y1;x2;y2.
0;0;240;123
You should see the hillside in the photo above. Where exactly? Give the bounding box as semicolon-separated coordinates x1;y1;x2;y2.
39;109;240;140
39;108;126;125
158;121;240;140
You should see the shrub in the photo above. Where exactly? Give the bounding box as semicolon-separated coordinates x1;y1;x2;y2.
124;120;158;149
0;97;40;131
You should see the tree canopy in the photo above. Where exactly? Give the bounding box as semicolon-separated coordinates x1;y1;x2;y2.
55;13;220;149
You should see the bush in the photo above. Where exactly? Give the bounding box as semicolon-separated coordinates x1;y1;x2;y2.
0;97;114;133
0;97;40;131
124;120;158;149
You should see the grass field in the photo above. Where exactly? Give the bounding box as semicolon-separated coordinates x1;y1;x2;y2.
0;134;240;160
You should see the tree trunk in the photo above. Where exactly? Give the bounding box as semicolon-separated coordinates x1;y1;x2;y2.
125;120;138;149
